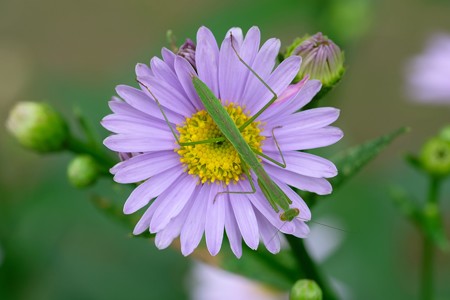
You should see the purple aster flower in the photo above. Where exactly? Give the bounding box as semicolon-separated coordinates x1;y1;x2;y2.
102;26;343;257
291;32;344;88
406;33;450;103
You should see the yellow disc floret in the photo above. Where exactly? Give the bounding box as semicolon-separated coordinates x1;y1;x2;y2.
176;102;265;185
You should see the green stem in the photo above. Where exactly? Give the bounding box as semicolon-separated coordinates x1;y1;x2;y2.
286;235;339;300
74;108;99;148
421;236;433;300
427;177;439;205
420;177;440;300
66;134;117;173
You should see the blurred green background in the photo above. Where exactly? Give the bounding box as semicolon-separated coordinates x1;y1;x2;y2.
1;0;450;299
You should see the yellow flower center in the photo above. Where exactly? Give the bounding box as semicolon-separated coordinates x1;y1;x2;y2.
176;102;265;185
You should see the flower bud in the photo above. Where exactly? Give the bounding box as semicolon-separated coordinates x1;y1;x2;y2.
287;33;344;92
290;279;322;300
419;137;450;177
177;39;196;68
6;102;68;153
67;155;100;188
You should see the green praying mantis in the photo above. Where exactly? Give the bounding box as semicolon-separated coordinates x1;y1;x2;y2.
138;33;303;223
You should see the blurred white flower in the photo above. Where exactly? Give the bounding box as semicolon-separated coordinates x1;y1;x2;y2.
189;262;288;300
305;217;351;299
189;216;350;300
305;216;344;263
406;34;450;103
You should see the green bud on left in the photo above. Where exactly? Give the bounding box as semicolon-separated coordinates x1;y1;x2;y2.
6;102;68;153
286;33;345;97
419;137;450;177
290;279;322;300
67;155;100;188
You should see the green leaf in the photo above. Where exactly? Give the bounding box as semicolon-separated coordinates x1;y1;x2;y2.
330;127;409;190
301;127;409;206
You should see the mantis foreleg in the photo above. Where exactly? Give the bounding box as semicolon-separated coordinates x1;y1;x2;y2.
229;34;278;131
137;78;226;147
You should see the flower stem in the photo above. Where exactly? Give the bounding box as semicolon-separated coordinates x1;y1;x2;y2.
420;177;440;300
66;134;116;173
285;235;339;300
421;236;433;300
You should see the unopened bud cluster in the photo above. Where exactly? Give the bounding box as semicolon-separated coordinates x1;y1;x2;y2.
290;279;322;300
67;155;100;188
6;101;104;189
286;33;345;94
6;102;68;153
419;126;450;177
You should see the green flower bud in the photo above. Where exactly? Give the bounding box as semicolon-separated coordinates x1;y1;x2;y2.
287;33;345;95
6;102;68;153
419;137;450;177
290;279;323;300
67;155;100;188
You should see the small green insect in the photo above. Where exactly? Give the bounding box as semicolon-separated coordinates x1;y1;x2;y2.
138;33;302;222
279;208;300;222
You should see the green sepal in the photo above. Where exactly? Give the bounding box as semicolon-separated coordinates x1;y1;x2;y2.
310;66;345;101
301;67;345;110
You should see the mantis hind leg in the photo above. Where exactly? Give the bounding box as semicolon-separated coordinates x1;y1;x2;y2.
137;79;226;147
